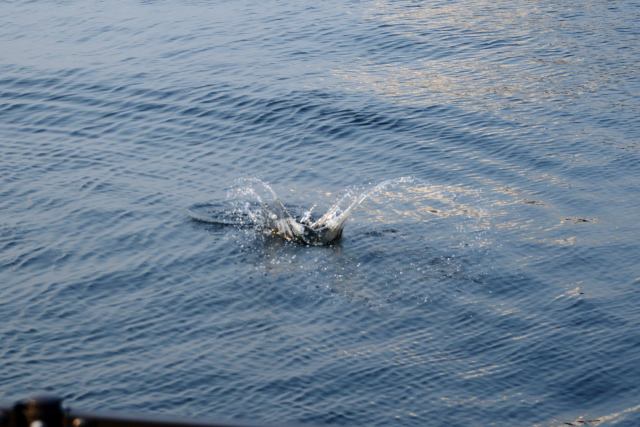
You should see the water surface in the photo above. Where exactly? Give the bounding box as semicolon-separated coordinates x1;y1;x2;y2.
1;1;640;426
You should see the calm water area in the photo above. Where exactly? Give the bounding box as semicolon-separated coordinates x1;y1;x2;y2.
2;1;640;426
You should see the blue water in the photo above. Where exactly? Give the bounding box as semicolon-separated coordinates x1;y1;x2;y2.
2;1;640;426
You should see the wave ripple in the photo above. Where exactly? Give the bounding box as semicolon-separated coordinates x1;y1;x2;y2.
1;1;640;426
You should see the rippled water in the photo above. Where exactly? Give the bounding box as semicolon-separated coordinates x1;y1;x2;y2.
2;1;640;426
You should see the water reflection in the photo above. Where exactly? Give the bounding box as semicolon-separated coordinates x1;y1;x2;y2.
336;0;631;123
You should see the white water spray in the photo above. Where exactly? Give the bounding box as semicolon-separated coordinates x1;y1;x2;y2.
189;177;416;246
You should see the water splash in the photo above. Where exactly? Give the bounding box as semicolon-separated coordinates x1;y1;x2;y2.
307;176;416;230
188;177;416;246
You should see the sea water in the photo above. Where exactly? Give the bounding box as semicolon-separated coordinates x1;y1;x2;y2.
1;1;640;426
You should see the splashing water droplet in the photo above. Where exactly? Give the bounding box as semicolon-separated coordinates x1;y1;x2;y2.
188;176;418;246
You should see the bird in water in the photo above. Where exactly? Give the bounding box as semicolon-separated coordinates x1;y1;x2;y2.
187;199;347;246
188;177;402;246
262;203;345;246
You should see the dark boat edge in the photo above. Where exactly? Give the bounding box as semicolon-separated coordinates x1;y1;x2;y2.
0;396;317;427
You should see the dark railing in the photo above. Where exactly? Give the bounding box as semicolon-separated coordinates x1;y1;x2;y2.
0;397;300;427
